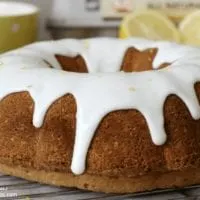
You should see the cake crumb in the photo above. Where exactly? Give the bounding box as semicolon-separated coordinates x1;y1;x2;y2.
129;87;136;92
83;40;90;49
149;49;154;54
21;66;27;70
114;141;119;148
162;67;169;71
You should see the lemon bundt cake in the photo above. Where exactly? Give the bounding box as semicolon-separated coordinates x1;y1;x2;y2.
1;38;200;193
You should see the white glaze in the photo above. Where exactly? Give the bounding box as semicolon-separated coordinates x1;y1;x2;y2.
1;37;200;175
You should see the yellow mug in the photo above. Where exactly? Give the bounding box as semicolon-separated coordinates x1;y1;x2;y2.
0;1;39;53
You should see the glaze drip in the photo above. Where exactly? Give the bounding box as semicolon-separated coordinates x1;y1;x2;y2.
1;38;200;175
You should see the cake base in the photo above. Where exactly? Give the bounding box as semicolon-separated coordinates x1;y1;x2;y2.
0;164;200;193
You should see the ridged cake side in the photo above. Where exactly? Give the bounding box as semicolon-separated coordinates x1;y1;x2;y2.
0;84;200;192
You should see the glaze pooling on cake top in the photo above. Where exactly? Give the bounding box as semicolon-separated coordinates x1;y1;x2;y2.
1;38;200;175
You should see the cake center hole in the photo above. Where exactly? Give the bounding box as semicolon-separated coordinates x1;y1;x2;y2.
55;48;170;73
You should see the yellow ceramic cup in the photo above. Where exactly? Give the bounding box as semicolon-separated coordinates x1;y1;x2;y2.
0;1;39;53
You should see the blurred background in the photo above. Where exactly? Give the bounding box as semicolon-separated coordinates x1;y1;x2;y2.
1;0;200;52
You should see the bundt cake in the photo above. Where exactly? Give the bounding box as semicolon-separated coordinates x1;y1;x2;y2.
1;37;200;193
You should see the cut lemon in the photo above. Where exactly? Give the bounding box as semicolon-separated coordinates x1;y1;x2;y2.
179;10;200;46
119;9;181;42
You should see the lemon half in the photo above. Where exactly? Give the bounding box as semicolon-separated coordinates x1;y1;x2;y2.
119;9;181;43
179;10;200;46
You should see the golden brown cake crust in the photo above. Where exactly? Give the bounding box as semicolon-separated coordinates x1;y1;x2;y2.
1;163;200;193
121;47;158;72
0;83;200;193
121;48;170;72
55;55;88;73
0;49;200;193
